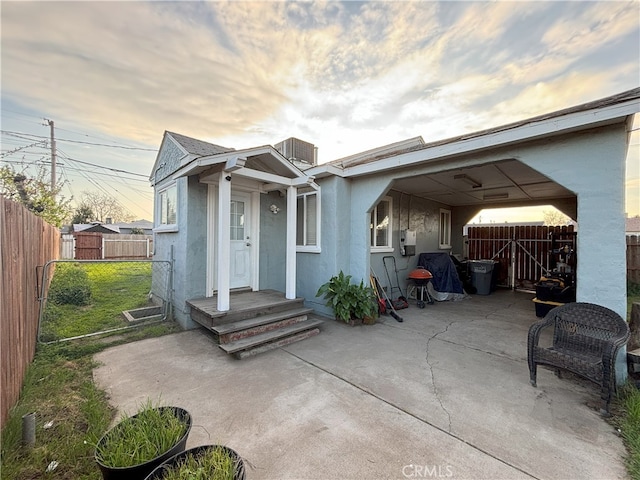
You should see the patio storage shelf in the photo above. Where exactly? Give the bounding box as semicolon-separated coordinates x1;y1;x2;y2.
527;302;630;415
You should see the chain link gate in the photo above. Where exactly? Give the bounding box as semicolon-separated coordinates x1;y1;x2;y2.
37;259;172;344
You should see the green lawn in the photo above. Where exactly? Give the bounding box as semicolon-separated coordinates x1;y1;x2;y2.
1;260;174;479
619;282;640;478
0;324;179;480
40;262;155;342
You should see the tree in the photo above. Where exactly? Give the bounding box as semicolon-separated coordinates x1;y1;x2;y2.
70;204;95;224
0;166;72;227
80;191;134;223
543;209;570;226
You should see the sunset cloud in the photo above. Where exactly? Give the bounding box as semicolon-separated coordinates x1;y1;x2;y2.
1;1;638;218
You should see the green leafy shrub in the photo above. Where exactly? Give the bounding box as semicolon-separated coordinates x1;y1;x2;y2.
316;271;377;323
48;263;92;306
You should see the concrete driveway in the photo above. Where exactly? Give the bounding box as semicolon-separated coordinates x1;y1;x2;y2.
93;290;628;480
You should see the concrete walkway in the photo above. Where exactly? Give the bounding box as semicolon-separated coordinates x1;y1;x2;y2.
93;290;628;479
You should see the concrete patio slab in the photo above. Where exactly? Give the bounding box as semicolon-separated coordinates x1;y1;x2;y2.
93;290;628;480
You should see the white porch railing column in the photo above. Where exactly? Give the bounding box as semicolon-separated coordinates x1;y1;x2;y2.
217;172;231;311
285;185;297;299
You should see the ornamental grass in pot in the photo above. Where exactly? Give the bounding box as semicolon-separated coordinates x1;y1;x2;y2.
145;444;245;480
94;400;192;480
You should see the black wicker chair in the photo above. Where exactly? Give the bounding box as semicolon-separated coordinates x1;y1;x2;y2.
527;302;630;415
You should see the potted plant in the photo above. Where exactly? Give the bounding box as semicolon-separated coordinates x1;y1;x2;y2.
94;400;192;480
145;444;245;480
316;271;378;325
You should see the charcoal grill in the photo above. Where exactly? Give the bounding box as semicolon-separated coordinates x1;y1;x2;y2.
407;267;434;308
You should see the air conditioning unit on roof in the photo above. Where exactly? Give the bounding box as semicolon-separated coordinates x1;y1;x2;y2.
274;137;317;167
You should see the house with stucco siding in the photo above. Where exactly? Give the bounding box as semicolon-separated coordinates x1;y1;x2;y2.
149;88;639;360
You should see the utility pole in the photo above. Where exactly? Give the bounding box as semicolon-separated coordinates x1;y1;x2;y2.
45;119;56;198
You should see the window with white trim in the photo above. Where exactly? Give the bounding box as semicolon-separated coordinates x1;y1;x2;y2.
296;190;320;252
439;208;451;249
157;183;177;230
370;196;393;252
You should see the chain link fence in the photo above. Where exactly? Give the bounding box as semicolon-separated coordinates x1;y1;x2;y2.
37;260;172;343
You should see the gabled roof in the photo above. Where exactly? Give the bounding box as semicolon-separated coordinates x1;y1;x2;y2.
171;144;308;183
166;131;234;157
149;131;235;183
151;129;316;190
73;223;120;234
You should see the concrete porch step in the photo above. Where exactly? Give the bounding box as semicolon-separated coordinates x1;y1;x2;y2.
218;318;323;358
213;307;314;344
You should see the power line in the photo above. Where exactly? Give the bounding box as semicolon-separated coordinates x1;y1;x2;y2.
1;157;48;166
1;130;156;151
1;130;45;142
55;137;157;151
66;158;149;180
58;153;153;213
55;151;149;179
53;125;157;149
61;161;151;185
0;140;47;158
1;108;41;118
55;148;153;218
60;167;153;199
0;151;50;158
1;109;44;125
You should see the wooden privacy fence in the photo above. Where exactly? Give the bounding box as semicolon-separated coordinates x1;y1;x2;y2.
629;235;640;284
74;232;102;259
61;232;153;259
1;196;59;429
104;234;153;259
467;225;575;290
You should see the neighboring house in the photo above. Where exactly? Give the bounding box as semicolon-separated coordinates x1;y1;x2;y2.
73;222;120;234
69;219;153;235
72;219;154;235
150;88;639;329
627;216;640;235
113;219;154;235
62;220;154;260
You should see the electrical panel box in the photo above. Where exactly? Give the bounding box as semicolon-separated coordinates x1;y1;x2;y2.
400;229;417;256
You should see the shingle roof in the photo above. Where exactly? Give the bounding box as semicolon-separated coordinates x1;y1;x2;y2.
73;223;120;234
167;131;234;157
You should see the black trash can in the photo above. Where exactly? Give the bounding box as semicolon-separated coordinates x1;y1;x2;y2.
469;260;497;295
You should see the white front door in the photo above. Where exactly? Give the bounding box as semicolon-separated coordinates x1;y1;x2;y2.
229;193;251;289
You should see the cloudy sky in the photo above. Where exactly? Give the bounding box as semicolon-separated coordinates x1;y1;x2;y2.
1;1;639;221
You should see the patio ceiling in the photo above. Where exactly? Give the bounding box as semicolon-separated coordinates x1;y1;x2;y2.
392;159;575;207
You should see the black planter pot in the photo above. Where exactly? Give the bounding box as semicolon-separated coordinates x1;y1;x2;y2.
95;407;192;480
144;445;246;480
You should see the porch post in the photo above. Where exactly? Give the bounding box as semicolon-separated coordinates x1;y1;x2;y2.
285;185;297;299
217;172;231;311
